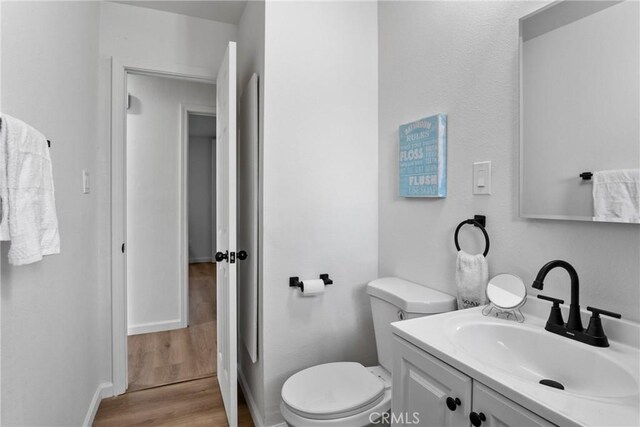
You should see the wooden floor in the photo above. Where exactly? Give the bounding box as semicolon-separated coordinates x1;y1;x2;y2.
127;263;217;392
94;263;253;426
93;376;254;427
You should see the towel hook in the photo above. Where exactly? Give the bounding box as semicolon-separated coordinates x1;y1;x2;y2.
579;172;592;180
454;215;490;257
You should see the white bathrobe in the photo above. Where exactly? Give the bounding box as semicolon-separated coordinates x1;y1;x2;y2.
0;114;60;265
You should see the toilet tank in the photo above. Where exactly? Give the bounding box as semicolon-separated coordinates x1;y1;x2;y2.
367;277;456;373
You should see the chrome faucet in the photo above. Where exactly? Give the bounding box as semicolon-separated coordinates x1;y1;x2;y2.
532;260;621;347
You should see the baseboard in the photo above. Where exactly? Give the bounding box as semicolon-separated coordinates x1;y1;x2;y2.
238;368;266;427
83;382;113;427
189;257;213;263
100;382;114;399
128;319;184;336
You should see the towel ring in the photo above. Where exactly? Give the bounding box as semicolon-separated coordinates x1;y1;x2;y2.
454;219;490;257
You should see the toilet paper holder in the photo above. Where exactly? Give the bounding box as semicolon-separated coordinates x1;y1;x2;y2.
289;274;333;291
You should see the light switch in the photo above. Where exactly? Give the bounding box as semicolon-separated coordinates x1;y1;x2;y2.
82;170;90;194
473;161;491;195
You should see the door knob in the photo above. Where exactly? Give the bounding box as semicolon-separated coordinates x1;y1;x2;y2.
469;411;486;427
215;251;228;262
237;250;248;261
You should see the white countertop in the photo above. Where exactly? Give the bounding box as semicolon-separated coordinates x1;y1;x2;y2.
391;296;640;427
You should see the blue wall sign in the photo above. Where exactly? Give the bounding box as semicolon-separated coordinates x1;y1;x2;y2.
399;114;447;197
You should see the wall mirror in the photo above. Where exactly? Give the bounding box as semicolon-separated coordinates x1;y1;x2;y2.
519;1;639;223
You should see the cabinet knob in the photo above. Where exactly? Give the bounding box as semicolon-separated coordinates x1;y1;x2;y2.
469;411;486;426
446;397;461;411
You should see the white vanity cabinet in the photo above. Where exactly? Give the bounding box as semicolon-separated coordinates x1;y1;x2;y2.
392;335;472;426
393;337;556;427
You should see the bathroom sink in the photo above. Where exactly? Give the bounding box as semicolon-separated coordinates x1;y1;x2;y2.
392;299;640;426
449;320;639;400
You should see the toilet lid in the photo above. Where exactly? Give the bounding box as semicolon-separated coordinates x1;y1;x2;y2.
281;362;385;419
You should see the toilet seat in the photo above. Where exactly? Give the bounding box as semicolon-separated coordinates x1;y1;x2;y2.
281;362;387;421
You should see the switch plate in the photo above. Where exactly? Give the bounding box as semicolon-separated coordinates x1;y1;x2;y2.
82;170;90;194
473;161;491;195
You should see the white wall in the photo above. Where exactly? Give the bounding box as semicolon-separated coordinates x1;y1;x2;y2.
1;2;107;425
236;0;266;423
378;1;640;326
522;1;639;219
188;130;215;262
100;1;237;71
126;74;215;334
261;1;379;424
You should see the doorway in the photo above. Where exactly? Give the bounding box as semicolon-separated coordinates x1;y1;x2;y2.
109;43;244;426
123;72;217;392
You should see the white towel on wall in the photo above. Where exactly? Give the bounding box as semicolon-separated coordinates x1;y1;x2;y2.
0;113;60;265
593;169;640;223
456;250;488;309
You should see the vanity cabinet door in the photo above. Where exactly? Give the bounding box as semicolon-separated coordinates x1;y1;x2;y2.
392;337;472;427
471;383;555;427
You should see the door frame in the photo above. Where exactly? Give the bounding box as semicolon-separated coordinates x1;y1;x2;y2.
110;58;216;395
180;104;217;325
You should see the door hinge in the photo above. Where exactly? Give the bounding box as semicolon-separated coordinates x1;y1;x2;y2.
122;243;125;253
229;251;236;264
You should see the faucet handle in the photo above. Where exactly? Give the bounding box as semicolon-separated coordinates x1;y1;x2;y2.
537;294;564;326
537;294;564;305
586;307;621;346
587;306;621;320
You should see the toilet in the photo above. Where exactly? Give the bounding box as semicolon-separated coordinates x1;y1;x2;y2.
280;277;456;426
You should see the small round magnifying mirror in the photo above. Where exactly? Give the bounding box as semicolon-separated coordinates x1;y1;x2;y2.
486;274;526;309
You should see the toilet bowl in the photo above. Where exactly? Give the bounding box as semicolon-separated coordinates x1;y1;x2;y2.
280;277;456;427
280;363;391;427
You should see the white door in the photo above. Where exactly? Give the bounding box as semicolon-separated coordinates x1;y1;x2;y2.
216;41;237;426
393;338;472;427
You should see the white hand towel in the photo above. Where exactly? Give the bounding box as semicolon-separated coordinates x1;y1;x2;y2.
1;113;60;265
593;169;640;223
456;250;488;309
